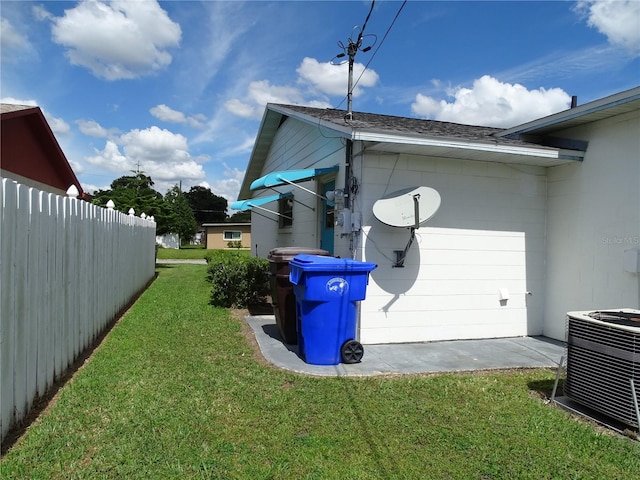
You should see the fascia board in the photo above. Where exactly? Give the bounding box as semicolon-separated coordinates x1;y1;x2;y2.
499;87;640;137
268;104;352;137
354;130;575;159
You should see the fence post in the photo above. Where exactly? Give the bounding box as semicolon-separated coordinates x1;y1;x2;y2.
66;185;79;199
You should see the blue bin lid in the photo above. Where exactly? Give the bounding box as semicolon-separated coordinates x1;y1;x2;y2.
290;254;377;272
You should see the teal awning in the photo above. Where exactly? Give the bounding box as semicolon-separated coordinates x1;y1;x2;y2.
250;166;339;191
230;191;292;211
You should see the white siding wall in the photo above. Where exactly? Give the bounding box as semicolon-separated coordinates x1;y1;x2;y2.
251;119;345;258
1;178;156;440
356;152;547;344
544;110;640;340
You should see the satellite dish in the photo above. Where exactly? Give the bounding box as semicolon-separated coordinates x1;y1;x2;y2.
373;186;441;228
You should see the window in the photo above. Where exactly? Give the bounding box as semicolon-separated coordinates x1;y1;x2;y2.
223;230;242;241
279;196;293;228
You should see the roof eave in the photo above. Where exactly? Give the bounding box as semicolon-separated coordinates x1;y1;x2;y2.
238;104;351;200
355;131;578;159
267;104;352;136
498;86;640;137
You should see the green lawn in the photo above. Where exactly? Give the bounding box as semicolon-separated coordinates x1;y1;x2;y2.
156;244;209;260
2;264;638;479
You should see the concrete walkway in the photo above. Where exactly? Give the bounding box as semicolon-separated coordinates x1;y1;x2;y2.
246;315;566;377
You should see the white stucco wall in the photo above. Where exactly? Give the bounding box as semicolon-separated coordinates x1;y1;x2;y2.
356;152;548;344
544;109;640;340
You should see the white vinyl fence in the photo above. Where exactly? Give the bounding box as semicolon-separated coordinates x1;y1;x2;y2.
1;178;156;441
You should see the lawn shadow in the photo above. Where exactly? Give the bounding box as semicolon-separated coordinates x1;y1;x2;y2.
528;377;564;399
1;273;159;455
154;263;176;269
247;302;273;316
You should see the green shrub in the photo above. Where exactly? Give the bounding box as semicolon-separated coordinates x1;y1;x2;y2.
206;253;270;308
227;240;243;249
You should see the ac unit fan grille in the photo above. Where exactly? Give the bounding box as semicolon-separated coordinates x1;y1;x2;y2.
565;315;639;429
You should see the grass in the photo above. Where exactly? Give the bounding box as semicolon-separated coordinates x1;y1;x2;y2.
2;264;639;479
156;245;250;260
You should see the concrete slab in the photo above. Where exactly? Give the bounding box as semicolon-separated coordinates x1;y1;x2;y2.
246;315;566;377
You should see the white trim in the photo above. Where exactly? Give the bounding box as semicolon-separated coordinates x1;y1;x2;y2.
355;132;579;159
499;86;640;137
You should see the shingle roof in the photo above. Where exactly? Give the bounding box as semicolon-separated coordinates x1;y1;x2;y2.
272;104;535;148
238;103;587;199
1;103;38;115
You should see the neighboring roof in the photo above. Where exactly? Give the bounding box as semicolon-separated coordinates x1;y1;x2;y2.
499;86;640;138
239;103;586;199
1;104;86;198
1;103;35;114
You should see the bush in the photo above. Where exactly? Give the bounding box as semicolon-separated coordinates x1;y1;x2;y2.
206;252;270;308
227;240;243;249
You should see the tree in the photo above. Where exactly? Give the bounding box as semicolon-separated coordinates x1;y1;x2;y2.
92;174;172;234
184;186;227;224
165;185;198;245
228;210;251;223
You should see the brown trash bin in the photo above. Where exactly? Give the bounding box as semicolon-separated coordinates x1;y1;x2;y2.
268;247;330;344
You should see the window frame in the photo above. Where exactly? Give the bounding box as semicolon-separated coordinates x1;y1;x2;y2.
223;230;242;241
278;195;294;228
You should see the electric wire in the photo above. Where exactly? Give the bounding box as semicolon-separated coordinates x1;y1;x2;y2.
351;0;407;98
318;0;406;136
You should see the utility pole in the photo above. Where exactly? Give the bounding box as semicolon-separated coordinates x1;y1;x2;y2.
336;29;372;123
334;24;373;210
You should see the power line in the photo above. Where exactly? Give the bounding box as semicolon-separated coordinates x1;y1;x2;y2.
332;0;407;114
332;0;377;120
352;0;407;100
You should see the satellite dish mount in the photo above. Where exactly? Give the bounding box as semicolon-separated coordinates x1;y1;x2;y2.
372;186;441;268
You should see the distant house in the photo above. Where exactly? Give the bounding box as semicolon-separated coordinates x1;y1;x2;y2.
203;223;252;250
1;104;87;198
235;86;639;345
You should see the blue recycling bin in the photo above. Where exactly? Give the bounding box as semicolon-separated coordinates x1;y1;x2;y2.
289;254;377;365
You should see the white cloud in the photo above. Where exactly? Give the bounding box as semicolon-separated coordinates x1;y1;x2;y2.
211;164;246;204
47;0;181;80
68;158;84;175
76;119;113;138
0;97;37;106
86;126;206;188
81;183;107;195
297;57;379;97
224;56;373;121
576;0;640;56
0;17;31;54
45;114;71;136
182;2;255;97
32;5;53;22
225;77;333;120
224;98;261;120
411;75;571;128
224;80;315;120
150;104;206;128
86;139;130;171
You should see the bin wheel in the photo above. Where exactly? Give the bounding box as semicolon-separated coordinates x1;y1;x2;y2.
341;340;364;364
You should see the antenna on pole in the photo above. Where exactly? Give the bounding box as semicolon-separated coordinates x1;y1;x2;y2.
332;1;376;121
131;160;144;177
330;0;376;235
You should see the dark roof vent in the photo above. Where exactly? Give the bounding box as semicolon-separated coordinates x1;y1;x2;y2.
571;95;578;108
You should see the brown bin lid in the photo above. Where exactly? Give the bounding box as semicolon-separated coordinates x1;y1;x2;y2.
268;246;331;262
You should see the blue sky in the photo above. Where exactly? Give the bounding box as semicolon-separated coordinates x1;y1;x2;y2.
2;1;639;203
